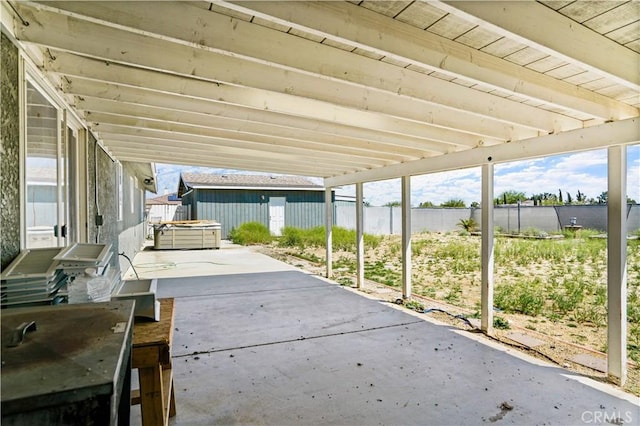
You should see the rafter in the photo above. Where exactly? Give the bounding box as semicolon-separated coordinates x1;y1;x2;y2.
61;71;476;151
92;123;382;170
84;110;415;164
110;151;342;177
16;3;535;141
80;104;421;162
325;118;640;186
31;0;584;135
107;141;366;171
438;1;639;92
222;0;638;120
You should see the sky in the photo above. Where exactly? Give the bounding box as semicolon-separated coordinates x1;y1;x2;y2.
153;145;640;207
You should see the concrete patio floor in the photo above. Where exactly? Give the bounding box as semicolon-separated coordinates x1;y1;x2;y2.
128;245;639;425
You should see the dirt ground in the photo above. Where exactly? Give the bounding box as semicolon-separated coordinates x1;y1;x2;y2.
257;232;640;396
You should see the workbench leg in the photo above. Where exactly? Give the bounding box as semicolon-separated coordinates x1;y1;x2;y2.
139;365;166;426
169;380;176;417
119;354;132;426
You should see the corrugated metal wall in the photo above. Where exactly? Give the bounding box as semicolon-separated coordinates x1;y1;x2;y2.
190;189;328;238
196;189;267;238
181;191;197;220
282;191;325;229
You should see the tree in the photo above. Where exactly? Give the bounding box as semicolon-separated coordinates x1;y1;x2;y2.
470;201;480;208
531;192;559;206
558;189;563;204
566;192;572;204
592;191;637;204
576;190;586;203
441;199;466;208
418;201;435;208
597;191;607;204
495;190;527;205
384;201;401;207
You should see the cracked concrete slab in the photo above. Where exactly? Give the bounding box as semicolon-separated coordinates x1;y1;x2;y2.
570;353;608;373
129;269;638;425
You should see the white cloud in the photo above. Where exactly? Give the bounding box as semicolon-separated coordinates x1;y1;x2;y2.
553;150;607;171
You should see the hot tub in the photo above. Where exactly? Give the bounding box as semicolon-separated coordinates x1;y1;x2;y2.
153;221;221;250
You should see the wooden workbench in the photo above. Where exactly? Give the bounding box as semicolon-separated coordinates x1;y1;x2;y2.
132;298;176;426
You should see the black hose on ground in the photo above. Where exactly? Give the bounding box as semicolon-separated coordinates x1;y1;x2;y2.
119;252;140;280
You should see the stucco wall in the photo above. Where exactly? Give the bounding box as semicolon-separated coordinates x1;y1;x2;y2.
1;35;146;277
118;222;146;276
1;33;21;269
87;137;120;268
86;138;146;273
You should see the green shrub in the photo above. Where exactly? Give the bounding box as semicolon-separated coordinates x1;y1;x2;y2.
493;316;510;330
336;277;354;286
279;226;304;247
457;218;477;232
550;278;585;315
364;261;400;287
332;226;355;250
404;299;425;312
628;290;640;324
522;227;544;237
444;283;462;305
228;222;273;245
495;279;546;316
276;226;382;251
573;305;605;326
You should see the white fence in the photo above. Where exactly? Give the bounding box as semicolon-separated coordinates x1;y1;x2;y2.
335;204;640;235
146;205;191;238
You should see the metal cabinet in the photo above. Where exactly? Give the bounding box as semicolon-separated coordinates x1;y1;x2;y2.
1;301;135;425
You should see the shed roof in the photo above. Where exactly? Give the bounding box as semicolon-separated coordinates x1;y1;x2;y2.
3;1;638;186
179;173;324;196
146;193;181;206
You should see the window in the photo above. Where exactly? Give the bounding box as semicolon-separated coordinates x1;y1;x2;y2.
25;80;62;248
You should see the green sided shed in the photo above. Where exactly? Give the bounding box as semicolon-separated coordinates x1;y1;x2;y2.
178;173;334;239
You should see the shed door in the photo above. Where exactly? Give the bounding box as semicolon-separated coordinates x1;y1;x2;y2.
269;197;286;236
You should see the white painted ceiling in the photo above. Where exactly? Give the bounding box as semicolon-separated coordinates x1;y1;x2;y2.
6;1;639;187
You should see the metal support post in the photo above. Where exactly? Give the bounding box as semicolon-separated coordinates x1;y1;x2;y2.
401;176;411;299
481;163;495;334
325;187;333;279
356;182;364;289
607;145;627;385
